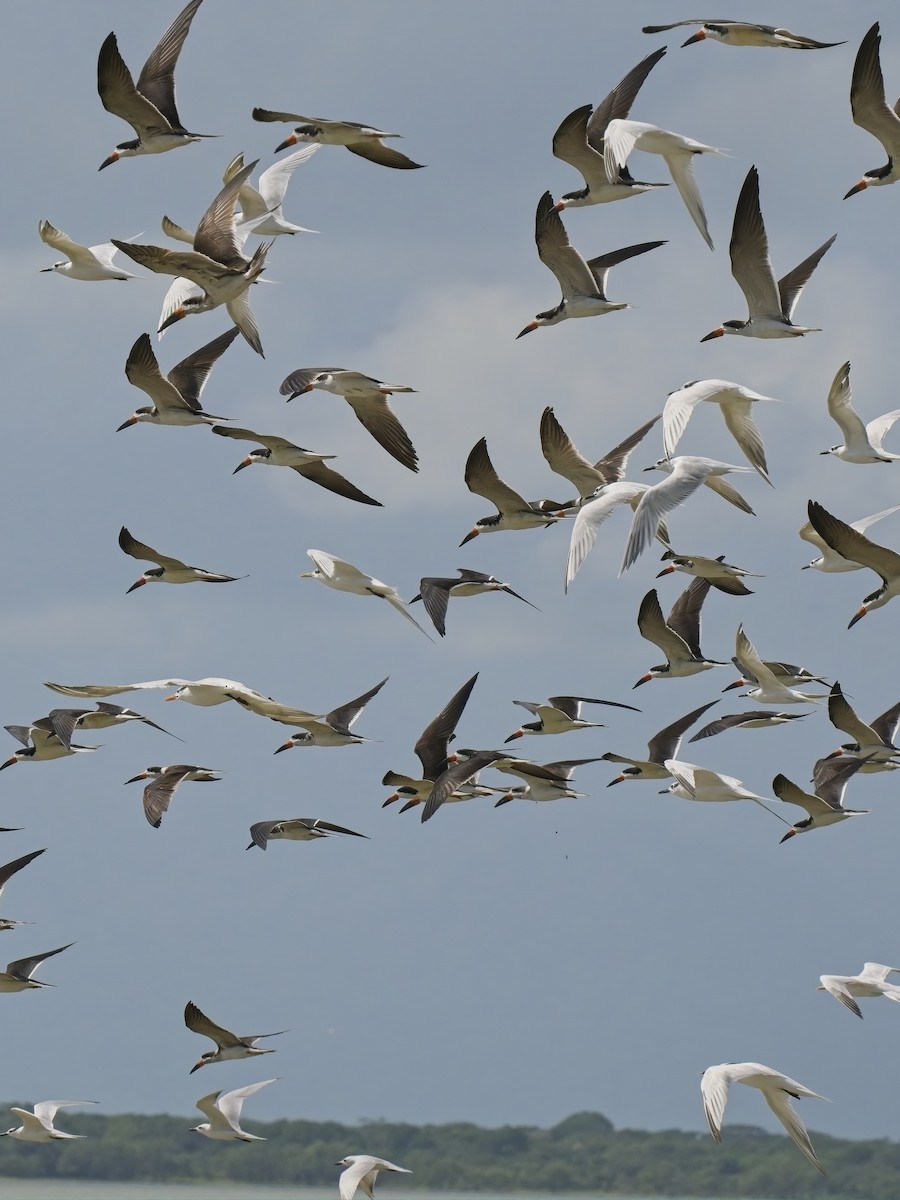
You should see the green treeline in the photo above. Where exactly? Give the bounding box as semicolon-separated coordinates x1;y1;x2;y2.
1;1108;899;1197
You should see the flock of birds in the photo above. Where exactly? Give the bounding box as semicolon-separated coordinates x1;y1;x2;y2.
12;1;900;1190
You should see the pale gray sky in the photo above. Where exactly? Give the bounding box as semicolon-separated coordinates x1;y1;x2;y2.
2;0;900;1148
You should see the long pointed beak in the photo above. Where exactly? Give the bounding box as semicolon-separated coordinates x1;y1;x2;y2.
844;179;868;199
116;416;138;431
39;267;54;273
233;457;252;474
459;527;480;547
382;793;400;807
632;674;652;689
721;678;745;692
126;577;147;594
848;606;867;629
273;741;293;754
606;775;625;787
516;321;538;339
700;327;724;342
0;757;18;771
275;133;299;152
158;308;186;333
124;772;149;784
286;385;312;402
504;730;524;743
656;565;676;577
399;798;420;813
98;152;119;171
681;30;706;46
189;1060;206;1074
780;828;798;843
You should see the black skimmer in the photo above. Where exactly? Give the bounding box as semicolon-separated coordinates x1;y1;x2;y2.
800;504;900;571
184;1000;286;1072
602;701;717;785
300;550;432;640
820;361;900;462
0;720;99;768
38;220;136;280
0;943;73;992
657;550;762;596
273;678;388;750
824;682;900;768
460;437;566;543
492;756;601;805
845;24;900;198
112;161;271;357
421;749;510;822
540;407;661;504
97;0;213;169
701;1063;826;1173
411;569;538;637
603;120;723;248
191;1080;276;1141
125;765;222;828
504;695;639;742
518;193;664;336
252;109;424;168
117;328;238;430
246;819;368;850
551;48;668;208
118;526;245;592
633;579;723;686
807;500;900;627
281;369;418;472
774;757;869;842
0;1101;97;1142
212;425;381;506
0;849;46;932
644;21;844;50
701;166;835;340
336;1156;412;1199
688;711;808;742
45;703;179;748
731;626;828;704
382;674;479;809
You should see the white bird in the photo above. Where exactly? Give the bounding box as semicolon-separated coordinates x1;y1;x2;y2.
38;220;136;281
281;368;418;472
662;760;780;816
820;360;900;463
643;20;844;50
633;579;723;686
0;849;46;932
701;1062;827;1173
336;1155;413;1200
112;161;271;357
97;0;212;169
504;695;639;742
116;328;238;431
191;1079;276;1141
799;503;900;571
252;109;424;169
517;192;665;335
0;720;99;769
300;550;432;641
273;677;387;750
185;1001;286;1073
731;625;828;705
125;764;223;828
702;166;835;340
118;527;245;592
621;457;754;573
845;24;900;198
662;379;778;480
212;425;381;506
603;119;723;248
565;482;663;591
773;757;869;841
1;1101;97;1142
461;437;567;544
0;943;73;993
807;499;900;628
551;48;668;208
411;570;538;638
656;550;762;596
602;701;717;785
818;963;900;1018
247;818;368;850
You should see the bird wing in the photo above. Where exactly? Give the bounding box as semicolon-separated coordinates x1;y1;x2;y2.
620;463;712;574
194;1089;229;1128
247;821;278;850
666;577;712;656
720;400;770;478
776;235;835;322
0;848;45;897
700;1065;731;1141
414;674;479;778
303;819;367;838
662;384;704;459
158;276;204;331
133;0;204;131
811;755;866;808
224;289;264;359
340;1159;376;1200
602;118;640;177
97;34;174;136
824;361;868;444
661;148;714;248
255;145;319;210
118;526;184;571
184;1001;243;1048
12;1108;55;1135
637;590;696;665
866;409;900;452
294;461;381;506
586;241;666;300
44;680;186;699
124;332;196;416
828;682;881;747
161;214;196;244
648;701;718;761
166;326;241;410
551;106;609;188
421;751;506;822
6;943;73;981
772;774;830;817
324;678;388;735
464;438;531;513
565;482;646;591
46;709;92;749
808;500;900;582
140;766;194;828
193;162;259;267
728;166;782;320
279;367;347;397
594;414;662;484
539;407;605;495
871;699;900;746
211;426;295;452
533;192;598;298
342;392;418;472
588;49;667;149
761;1087;824;1174
850;23;900;159
215;1079;276;1129
346;140;424;169
820;976;863;1018
415;579;453;637
38;220;93;264
734;625;780;690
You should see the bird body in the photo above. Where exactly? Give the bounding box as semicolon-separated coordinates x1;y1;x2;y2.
336;1155;412;1200
301;550;431;640
125;764;222;828
247;818;368;849
633;579;722;685
821;361;900;463
657;551;761;596
185;1001;285;1072
807;500;900;627
773;757;868;841
411;569;537;637
117;328;237;430
732;626;827;704
1;1101;97;1142
505;695;639;742
644;21;844;50
252;109;423;168
38;220;135;280
818;963;900;1018
191;1079;276;1141
119;527;244;591
845;24;900;197
799;503;900;571
662;378;778;480
273;678;387;750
